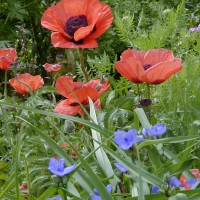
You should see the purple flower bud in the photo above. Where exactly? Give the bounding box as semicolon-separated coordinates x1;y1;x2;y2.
56;54;65;59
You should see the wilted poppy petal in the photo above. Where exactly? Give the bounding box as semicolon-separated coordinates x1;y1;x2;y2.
55;76;83;98
142;58;183;84
144;49;174;66
94;99;101;110
115;57;145;83
55;99;81;116
0;48;17;70
43;63;62;72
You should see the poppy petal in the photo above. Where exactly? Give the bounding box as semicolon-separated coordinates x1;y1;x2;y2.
55;76;83;98
51;32;98;48
9;74;44;94
115;57;145;83
88;3;113;39
121;49;146;64
142;58;183;84
144;49;174;66
55;99;81;116
41;4;67;35
68;86;99;104
84;79;110;95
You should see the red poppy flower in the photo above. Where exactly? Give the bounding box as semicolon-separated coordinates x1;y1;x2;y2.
115;48;183;84
41;0;113;48
9;73;44;94
55;76;110;115
43;63;62;72
0;48;17;70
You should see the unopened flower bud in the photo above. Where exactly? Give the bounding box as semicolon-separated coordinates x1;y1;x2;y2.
64;120;75;133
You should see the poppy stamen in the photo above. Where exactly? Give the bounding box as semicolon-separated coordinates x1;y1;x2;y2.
66;15;88;37
143;64;152;70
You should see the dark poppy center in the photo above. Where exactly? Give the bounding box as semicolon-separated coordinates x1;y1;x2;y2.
70;102;79;106
143;64;152;70
66;15;88;37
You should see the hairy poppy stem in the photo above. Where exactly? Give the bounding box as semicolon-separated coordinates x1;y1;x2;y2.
78;49;89;81
16;76;33;96
146;84;151;120
137;83;141;100
4;70;8;98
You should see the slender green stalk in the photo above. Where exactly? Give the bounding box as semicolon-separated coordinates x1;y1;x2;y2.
4;70;8;98
78;49;89;81
15;125;24;200
146;83;151;120
137;83;141;101
134;143;144;200
23;156;31;196
16;75;33;96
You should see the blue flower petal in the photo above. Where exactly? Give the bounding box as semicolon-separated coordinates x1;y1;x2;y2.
152;185;159;194
106;184;112;193
145;123;167;137
187;179;197;187
90;194;102;200
114;163;128;173
170;176;181;187
63;164;76;175
48;158;75;176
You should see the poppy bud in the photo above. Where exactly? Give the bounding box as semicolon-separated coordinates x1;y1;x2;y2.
64;120;75;133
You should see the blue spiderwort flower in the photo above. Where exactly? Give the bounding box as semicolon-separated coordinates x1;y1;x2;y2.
48;158;76;177
114;163;128;173
189;27;196;33
196;25;200;32
142;123;167;137
187;178;198;188
90;184;112;200
169;176;181;187
114;129;143;150
47;195;61;200
152;176;181;194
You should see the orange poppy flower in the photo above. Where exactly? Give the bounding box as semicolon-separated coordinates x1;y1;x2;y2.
9;73;44;94
115;48;183;84
55;76;110;115
41;0;113;48
43;63;62;72
0;48;17;70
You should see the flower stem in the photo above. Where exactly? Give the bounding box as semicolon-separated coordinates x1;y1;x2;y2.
78;49;89;81
4;70;8;99
146;83;151;120
135;143;144;200
137;83;141;101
